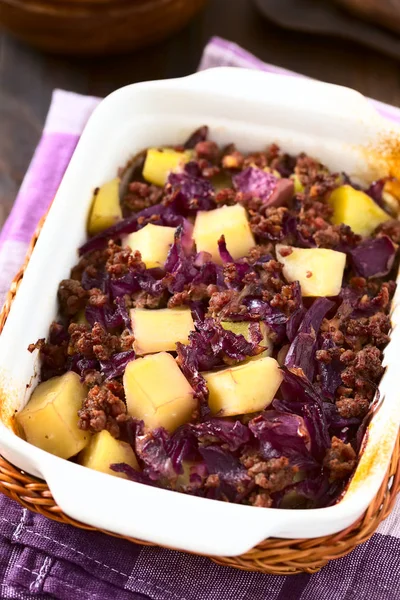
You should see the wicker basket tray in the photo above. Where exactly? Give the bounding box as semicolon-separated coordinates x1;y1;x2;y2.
0;215;399;575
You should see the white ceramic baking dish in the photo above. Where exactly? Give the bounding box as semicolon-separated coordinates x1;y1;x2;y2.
0;67;400;557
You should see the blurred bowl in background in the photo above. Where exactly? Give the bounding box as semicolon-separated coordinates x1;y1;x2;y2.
332;0;400;35
0;0;208;55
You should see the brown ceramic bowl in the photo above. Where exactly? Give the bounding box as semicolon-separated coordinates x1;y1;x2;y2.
0;0;208;55
332;0;400;35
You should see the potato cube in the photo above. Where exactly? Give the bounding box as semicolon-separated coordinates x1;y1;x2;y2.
143;148;192;187
79;430;139;479
290;174;304;194
87;178;122;236
124;223;176;268
203;356;283;417
124;352;195;432
16;372;90;459
329;184;390;236
131;308;194;355
221;321;273;359
276;244;346;297
193;204;255;263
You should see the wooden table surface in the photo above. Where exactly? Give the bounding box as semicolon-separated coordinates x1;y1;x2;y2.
1;0;400;229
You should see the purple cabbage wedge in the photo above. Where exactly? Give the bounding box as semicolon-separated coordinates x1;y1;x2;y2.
183;125;208;149
350;235;396;279
167;162;216;213
85;296;131;331
199;445;252;502
233;167;294;207
317;337;343;400
164;223;198;293
189;418;250;452
285;297;335;381
277;368;331;461
365;177;389;207
249;411;317;471
100;350;135;380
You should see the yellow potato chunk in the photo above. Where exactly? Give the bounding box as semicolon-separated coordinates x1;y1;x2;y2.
290;174;304;194
87;177;122;236
329;184;390;236
16;372;90;459
193;204;255;263
131;307;195;354
143;148;192;187
221;321;273;359
124;352;196;432
203;356;283;417
79;430;139;479
124;223;176;268
276;244;346;297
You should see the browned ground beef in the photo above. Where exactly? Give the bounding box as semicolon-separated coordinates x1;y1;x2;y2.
323;437;357;481
78;380;128;438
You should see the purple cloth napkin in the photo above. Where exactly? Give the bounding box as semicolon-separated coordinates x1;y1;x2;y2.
1;37;400;600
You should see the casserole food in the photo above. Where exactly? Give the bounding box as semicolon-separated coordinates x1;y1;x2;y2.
1;68;400;556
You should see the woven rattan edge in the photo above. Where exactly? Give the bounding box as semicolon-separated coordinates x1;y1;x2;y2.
0;213;399;575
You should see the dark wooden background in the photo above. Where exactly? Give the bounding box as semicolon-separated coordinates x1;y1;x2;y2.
1;0;400;229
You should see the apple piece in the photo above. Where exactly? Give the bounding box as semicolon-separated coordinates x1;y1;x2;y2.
142;148;192;187
221;321;273;359
276;244;346;297
193;204;255;263
131;307;195;354
87;178;122;236
124;352;196;432
78;430;139;479
203;356;283;417
124;223;176;268
16;372;90;459
329;184;390;236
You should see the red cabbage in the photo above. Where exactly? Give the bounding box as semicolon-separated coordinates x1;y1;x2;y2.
233;167;278;201
133;426;177;481
285;332;316;381
189;418;250;452
233;167;294;207
81;268;107;292
69;356;99;379
100;350;135;380
273;475;340;509
285;298;335;380
167;162;215;213
164;229;198;294
183;125;208;149
110;463;156;486
79;204;185;255
218;235;234;263
317;337;343;400
285;281;305;342
277;368;331;461
249;411;317;471
85;296;131;331
198;445;252;501
298;298;335;335
350;235;396;279
365;177;388;207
